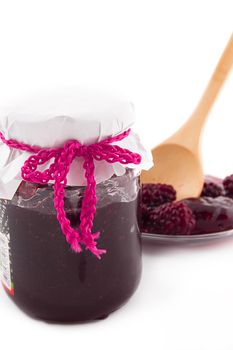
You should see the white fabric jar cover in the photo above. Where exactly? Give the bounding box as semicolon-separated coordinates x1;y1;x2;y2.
0;88;153;199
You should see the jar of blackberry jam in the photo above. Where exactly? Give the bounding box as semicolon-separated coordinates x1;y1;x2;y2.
0;89;153;322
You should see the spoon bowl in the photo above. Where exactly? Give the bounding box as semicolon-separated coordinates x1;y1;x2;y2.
141;143;203;200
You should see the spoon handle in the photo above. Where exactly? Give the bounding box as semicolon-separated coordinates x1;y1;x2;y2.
173;33;233;147
192;33;233;122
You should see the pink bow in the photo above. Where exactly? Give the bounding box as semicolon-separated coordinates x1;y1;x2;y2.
0;129;141;258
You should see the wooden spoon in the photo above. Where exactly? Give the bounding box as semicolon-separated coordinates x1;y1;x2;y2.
141;33;233;200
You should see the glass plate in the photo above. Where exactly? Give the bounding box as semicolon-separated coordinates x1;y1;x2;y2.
141;229;233;243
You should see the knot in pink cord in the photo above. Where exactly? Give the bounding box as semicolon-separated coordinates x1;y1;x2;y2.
0;129;141;259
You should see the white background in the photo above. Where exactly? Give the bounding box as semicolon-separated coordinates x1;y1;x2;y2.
0;1;233;350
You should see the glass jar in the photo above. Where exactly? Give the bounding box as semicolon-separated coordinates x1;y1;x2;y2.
0;169;141;322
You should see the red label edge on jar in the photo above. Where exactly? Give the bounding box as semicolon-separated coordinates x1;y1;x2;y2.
0;231;14;296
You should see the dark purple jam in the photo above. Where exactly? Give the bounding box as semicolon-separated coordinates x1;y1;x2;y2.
0;170;141;322
183;197;233;234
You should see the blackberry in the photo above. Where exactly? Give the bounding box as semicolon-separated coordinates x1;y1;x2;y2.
201;182;223;198
223;175;233;197
141;183;176;207
148;202;195;235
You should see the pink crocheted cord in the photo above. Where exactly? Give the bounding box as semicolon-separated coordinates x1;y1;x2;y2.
0;129;141;259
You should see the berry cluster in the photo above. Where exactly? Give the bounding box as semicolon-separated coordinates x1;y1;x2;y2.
201;182;223;198
147;202;195;235
141;183;176;207
140;173;233;235
140;183;177;232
